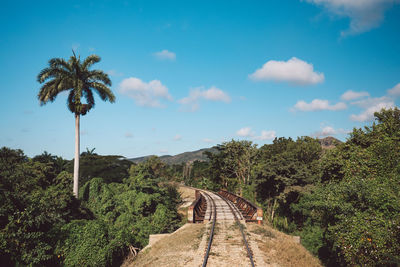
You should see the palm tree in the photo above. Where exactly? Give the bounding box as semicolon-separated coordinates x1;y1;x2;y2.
37;51;115;197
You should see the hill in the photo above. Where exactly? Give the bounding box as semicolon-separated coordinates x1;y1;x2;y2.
129;137;342;165
128;147;217;165
318;136;342;149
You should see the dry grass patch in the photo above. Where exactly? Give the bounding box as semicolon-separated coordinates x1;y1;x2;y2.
247;224;322;267
192;224;206;250
123;223;205;267
177;186;196;206
250;226;276;239
178;206;189;220
176;186;196;224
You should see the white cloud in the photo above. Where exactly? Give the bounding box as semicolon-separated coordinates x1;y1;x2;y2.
350;96;395;121
351;96;393;108
320;126;336;136
236;127;253;137
119;77;173;108
173;134;182;141
341;90;370;101
236;128;276;140
293;99;347;111
313;126;348;137
154;49;176;61
202;138;214;143
179;86;231;111
159;149;168;154
249;57;325;85
387;83;400;96
305;0;400;36
254;130;276;140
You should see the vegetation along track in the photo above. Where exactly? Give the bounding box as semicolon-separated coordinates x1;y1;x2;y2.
200;190;255;267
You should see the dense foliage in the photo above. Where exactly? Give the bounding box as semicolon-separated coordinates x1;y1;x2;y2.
0;150;182;266
0;148;86;265
189;108;400;266
293;109;400;266
65;149;133;185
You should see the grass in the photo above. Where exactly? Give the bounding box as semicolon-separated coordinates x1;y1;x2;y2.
247;224;322;267
209;251;220;257
192;225;206;250
228;222;240;231
225;234;233;240
125;224;205;267
250;227;276;238
214;222;220;235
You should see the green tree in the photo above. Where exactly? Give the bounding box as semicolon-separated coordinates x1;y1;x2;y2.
294;108;400;266
37;52;115;197
207;140;257;195
33;151;69;175
252;137;321;225
0;148;86;265
66;153;132;185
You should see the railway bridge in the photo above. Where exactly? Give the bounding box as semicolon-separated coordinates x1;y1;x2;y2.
188;189;263;224
187;189;265;267
131;186;318;267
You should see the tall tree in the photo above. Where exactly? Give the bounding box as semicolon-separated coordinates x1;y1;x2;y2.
207;140;257;195
37;52;115;197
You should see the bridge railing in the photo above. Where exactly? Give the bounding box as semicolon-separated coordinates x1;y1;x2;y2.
188;190;206;223
218;190;263;224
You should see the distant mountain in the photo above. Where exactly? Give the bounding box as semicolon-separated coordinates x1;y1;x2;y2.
318;136;342;149
129;137;342;165
128;147;218;165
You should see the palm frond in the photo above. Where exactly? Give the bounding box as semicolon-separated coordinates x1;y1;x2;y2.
88;70;112;86
48;58;71;72
37;67;73;83
37;67;52;83
67;90;77;113
89;82;116;102
82;54;101;70
38;80;57;105
38;78;73;105
37;52;115;113
69;53;81;76
83;87;95;111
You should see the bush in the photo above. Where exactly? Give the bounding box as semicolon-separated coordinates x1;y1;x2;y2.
56;220;127;267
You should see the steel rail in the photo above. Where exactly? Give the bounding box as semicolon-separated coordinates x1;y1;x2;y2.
223;195;245;220
218;193;255;267
201;191;216;267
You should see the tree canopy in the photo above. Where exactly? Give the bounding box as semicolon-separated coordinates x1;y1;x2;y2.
37;53;115;115
0;149;182;266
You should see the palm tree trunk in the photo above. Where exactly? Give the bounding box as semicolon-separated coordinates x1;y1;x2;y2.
73;113;80;197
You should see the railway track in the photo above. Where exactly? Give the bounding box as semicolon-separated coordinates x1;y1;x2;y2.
199;190;255;267
201;192;216;267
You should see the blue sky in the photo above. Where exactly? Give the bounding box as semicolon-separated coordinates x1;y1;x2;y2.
1;0;400;159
